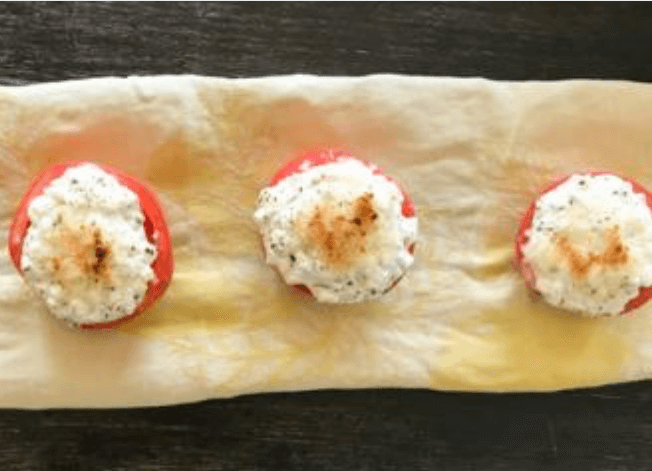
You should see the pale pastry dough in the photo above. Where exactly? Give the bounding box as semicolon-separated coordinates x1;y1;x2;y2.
2;76;652;408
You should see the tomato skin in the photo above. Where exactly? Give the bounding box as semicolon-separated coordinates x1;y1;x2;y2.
266;148;417;298
514;171;652;315
8;160;174;330
290;283;314;298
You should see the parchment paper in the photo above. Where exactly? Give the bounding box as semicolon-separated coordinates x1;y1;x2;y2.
2;75;652;409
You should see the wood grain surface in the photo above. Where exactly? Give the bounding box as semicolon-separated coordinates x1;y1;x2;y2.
3;2;652;470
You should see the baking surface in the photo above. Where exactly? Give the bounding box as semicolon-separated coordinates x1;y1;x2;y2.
4;2;652;470
5;76;652;407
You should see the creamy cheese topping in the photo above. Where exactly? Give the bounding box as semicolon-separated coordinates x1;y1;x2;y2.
21;163;157;326
254;156;418;303
522;173;652;316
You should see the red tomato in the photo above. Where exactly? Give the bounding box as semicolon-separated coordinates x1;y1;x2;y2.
514;171;652;314
267;148;417;297
8;160;174;330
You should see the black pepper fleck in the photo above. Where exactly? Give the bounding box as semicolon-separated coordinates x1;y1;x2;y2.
289;254;296;263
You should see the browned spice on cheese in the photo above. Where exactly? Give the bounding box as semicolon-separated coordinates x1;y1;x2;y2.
304;192;379;269
47;224;114;286
555;226;629;279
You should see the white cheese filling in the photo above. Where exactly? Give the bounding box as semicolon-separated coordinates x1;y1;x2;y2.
20;163;157;326
254;156;418;303
522;173;652;316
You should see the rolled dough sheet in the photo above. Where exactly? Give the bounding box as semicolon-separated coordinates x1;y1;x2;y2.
1;75;652;409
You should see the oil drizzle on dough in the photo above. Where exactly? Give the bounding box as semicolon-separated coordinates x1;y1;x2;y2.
431;289;631;391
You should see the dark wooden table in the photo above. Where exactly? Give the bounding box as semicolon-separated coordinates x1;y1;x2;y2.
3;3;652;470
